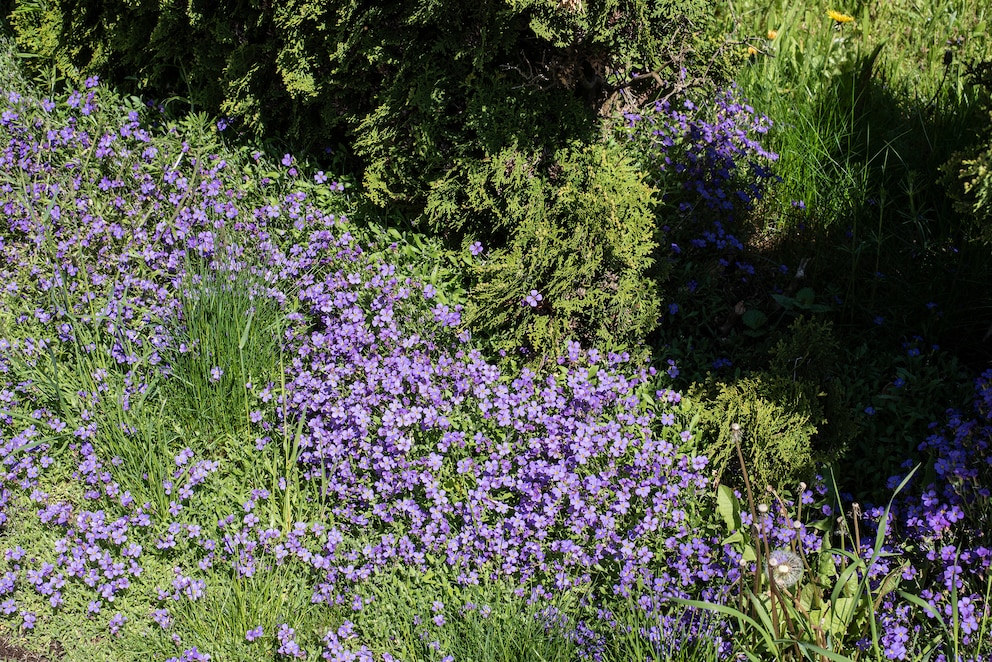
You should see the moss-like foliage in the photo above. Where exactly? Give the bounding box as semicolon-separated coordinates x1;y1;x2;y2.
445;140;662;358
694;318;855;490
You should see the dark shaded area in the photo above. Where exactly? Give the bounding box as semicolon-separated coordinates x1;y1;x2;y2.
649;44;992;502
0;633;63;662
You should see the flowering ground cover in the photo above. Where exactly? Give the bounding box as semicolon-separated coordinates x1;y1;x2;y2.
0;29;991;662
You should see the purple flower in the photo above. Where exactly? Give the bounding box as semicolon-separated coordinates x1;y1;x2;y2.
175;447;194;466
152;608;172;629
666;359;679;379
246;625;263;641
524;290;543;307
210;366;223;382
108;612;127;635
469;241;484;256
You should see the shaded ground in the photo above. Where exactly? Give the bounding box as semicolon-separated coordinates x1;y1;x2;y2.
0;632;63;662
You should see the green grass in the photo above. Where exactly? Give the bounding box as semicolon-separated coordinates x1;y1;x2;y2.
670;0;992;496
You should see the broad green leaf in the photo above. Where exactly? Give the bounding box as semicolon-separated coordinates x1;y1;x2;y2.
795;287;816;307
742;308;768;330
722;531;744;546
717;483;742;532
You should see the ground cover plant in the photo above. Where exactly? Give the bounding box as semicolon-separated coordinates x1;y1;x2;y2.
0;46;738;660
1;4;992;662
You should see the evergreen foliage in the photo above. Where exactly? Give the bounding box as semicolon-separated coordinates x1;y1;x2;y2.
694;318;854;491
447;140;662;358
942;133;992;242
693;374;823;492
4;0;721;203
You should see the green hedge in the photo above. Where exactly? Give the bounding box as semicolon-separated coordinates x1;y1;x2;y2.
5;0;718;200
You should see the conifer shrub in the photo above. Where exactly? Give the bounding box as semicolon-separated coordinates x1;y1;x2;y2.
940;58;992;243
941;78;992;245
692;374;823;492
692;318;854;491
442;140;662;359
4;0;723;207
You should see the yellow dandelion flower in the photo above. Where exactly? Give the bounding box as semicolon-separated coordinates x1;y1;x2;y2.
827;9;854;23
747;46;759;57
767;29;778;40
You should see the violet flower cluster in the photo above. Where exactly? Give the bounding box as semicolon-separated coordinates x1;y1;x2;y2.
0;80;734;658
623;85;779;283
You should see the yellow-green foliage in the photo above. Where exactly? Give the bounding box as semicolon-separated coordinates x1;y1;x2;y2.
696;318;855;490
941;105;992;244
694;375;823;491
442;140;661;359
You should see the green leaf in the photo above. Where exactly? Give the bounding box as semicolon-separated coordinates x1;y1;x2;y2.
791;641;857;662
716;484;742;532
771;293;795;309
721;531;744;546
742;309;768;330
795;287;816;307
238;306;256;351
670;597;781;658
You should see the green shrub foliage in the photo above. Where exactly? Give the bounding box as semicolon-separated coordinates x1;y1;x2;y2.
941;113;992;244
940;61;992;244
693;374;823;492
5;0;723;360
450;140;662;358
5;0;719;202
694;318;854;491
